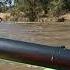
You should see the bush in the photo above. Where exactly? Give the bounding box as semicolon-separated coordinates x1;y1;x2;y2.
11;0;70;21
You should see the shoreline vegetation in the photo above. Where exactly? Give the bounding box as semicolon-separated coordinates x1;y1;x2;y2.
0;0;70;22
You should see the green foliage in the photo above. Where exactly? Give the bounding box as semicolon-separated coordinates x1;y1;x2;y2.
0;2;7;12
11;0;40;21
63;0;70;11
48;0;64;16
10;0;70;21
39;0;50;14
21;0;42;21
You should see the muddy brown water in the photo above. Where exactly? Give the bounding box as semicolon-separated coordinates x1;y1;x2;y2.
0;21;70;70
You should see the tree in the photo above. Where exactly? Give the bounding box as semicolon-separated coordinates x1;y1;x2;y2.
0;1;7;12
63;0;70;11
44;0;65;17
22;0;42;21
40;0;50;14
12;0;70;21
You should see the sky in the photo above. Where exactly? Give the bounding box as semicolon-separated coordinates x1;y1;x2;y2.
0;0;14;7
0;0;6;2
